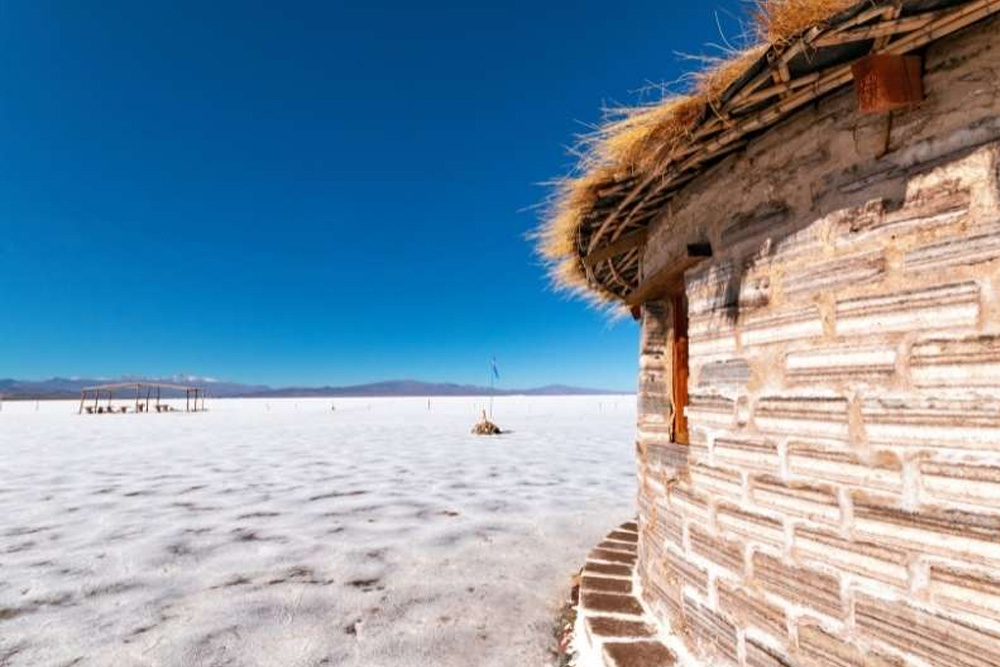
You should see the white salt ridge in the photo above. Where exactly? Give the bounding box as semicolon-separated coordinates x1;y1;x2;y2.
0;396;636;667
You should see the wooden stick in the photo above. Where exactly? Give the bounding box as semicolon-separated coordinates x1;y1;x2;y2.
814;11;939;47
584;228;648;267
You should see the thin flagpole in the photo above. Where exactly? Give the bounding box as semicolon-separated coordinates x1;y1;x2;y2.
488;356;498;420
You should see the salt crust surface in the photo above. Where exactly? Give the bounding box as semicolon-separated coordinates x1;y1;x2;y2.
0;396;636;667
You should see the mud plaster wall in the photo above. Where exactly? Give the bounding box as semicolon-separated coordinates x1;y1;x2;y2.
635;16;1000;667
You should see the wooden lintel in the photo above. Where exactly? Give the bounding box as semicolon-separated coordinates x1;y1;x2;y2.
584;228;648;267
624;243;712;306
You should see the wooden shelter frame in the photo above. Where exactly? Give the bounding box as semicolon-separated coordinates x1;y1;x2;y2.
78;382;207;414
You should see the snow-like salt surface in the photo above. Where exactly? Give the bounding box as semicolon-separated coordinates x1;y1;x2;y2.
0;396;636;667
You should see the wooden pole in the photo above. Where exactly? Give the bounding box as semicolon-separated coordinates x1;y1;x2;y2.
79;391;85;415
135;384;141;413
186;389;190;413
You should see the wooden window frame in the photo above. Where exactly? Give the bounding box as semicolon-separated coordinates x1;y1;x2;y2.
672;292;690;445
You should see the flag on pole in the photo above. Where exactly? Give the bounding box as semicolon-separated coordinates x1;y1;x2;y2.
490;357;500;381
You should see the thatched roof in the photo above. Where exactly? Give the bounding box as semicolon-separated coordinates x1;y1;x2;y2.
537;0;1000;307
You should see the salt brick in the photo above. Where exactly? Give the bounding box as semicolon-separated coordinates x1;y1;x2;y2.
911;335;1000;389
794;525;909;588
689;524;745;575
832;184;970;244
642;573;682;625
714;436;781;474
751;474;841;524
920;460;1000;508
928;563;1000;625
690;315;739;360
836;282;979;335
781;250;886;298
690;463;744;499
904;222;1000;272
717;579;788;642
696;359;751;390
669;486;711;525
664;547;709;597
863;397;1000;451
683;594;739;666
797;623;904;667
742;305;825;347
689;332;739;360
855;592;1000;667
755;396;850;440
787;443;903;495
852;492;1000;563
717;503;785;548
746;639;793;667
785;346;897;384
686;393;736;429
721;201;790;249
644;441;693;472
753;551;842;618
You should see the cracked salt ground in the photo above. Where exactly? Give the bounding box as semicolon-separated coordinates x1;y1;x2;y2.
0;396;635;667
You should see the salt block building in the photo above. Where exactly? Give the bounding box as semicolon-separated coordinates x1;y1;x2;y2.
538;2;1000;666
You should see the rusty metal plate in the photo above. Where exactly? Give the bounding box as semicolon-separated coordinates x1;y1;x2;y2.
852;54;924;113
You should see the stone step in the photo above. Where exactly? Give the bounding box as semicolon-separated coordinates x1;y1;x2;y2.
599;539;639;553
582;575;632;595
586;616;657;639
607;529;639;544
574;519;677;667
584;561;633;578
581;591;645;617
604;641;677;667
589;548;637;565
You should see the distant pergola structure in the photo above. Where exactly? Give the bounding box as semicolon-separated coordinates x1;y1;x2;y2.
78;382;207;415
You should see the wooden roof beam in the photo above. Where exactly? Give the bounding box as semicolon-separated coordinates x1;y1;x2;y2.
583;228;648;268
814;11;943;47
625;243;712;306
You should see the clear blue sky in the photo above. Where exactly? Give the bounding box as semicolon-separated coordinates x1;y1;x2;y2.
0;1;744;390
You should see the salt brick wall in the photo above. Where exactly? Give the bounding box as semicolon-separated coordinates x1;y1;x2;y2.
635;17;1000;667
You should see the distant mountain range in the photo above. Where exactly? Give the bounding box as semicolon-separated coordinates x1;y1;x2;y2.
0;376;630;400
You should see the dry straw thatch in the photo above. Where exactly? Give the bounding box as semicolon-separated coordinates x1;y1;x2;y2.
471;410;502;436
535;0;997;306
